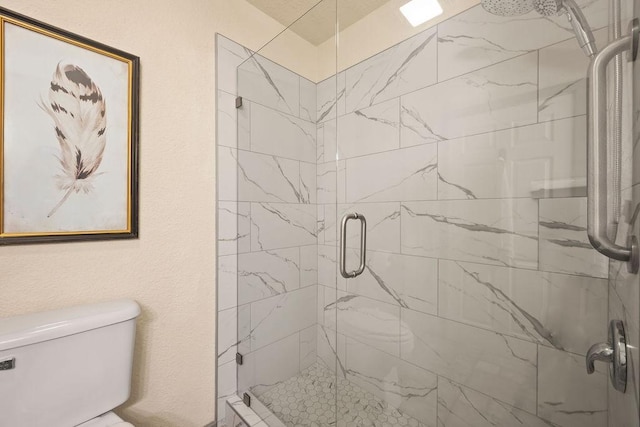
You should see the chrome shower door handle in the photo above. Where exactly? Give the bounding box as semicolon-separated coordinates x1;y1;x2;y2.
339;213;367;278
587;18;640;273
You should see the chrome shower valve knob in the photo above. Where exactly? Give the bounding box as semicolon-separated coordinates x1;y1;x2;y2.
586;320;627;393
586;342;613;374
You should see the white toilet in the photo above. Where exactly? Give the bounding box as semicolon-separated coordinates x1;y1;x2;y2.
0;299;141;427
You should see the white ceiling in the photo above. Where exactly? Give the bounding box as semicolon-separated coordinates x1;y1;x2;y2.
247;0;391;45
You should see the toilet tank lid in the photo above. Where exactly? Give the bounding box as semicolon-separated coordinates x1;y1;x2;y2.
0;299;140;351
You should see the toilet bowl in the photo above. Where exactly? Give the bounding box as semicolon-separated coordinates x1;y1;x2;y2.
77;411;134;426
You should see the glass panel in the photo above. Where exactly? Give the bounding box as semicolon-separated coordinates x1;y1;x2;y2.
334;0;616;426
227;0;640;424
235;1;338;425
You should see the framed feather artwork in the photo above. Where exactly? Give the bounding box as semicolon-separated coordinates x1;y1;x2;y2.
0;7;139;244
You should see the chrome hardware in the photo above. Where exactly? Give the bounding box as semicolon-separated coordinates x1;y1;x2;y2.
587;18;640;273
236;352;243;365
339;213;367;278
0;357;15;371
629;18;639;61
235;96;243;108
586;320;627;393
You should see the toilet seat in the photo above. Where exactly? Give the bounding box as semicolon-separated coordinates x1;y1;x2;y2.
76;411;135;427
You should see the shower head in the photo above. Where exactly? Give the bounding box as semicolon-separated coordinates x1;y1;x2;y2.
532;0;562;15
534;0;597;56
480;0;534;17
481;0;597;57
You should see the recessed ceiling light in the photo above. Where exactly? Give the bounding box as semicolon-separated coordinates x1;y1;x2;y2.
400;0;443;27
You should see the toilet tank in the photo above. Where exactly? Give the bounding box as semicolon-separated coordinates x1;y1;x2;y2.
0;300;140;427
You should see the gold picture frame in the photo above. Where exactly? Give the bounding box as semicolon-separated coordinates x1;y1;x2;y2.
0;7;139;244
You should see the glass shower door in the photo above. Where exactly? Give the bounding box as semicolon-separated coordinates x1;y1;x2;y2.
330;0;624;426
234;1;339;425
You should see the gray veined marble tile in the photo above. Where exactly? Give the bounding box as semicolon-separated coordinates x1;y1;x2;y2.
299;325;317;371
344;338;438;426
237;304;251;355
299;162;316;204
218;201;250;256
437;0;609;82
321;203;338;246
238;248;300;305
318;244;338;289
438;260;607;355
344;28;437;112
337;97;400;160
250;103;316;164
250;203;316;251
316;324;346;377
236;150;303;203
401;52;538;146
300;245;318;288
238;51;300;116
217;360;238;423
218;254;238;311
224;398;249;427
437;117;587;200
324;292;401;357
437;377;553;427
216;34;252;95
401;308;538;413
539;197;609;278
250;285;316;351
338;202;401;253
401;199;538;269
299;76;317;122
217;147;238;202
217;307;238;365
538;28;607;122
317;160;345;205
243;332;301;397
323;119;337;164
317;72;345;124
237;97;251;151
346;143;437;203
346;249;438;315
317;162;336;205
316;123;325;163
217;90;239;149
538;346;607;427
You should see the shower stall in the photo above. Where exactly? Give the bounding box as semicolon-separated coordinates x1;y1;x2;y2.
216;0;640;425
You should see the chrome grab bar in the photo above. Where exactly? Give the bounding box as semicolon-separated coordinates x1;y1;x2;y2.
587;18;639;273
339;213;367;278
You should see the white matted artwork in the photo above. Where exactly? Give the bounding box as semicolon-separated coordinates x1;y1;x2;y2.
0;8;139;244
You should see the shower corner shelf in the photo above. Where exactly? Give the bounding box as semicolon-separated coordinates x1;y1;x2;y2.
530;178;587;199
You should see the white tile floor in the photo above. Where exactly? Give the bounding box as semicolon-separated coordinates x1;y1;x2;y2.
255;362;426;427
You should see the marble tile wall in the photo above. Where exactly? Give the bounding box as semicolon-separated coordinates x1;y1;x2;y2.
607;1;640;426
217;0;634;424
315;1;615;426
216;34;318;425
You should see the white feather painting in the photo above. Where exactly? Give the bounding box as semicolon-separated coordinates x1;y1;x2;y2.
41;63;107;218
3;21;130;234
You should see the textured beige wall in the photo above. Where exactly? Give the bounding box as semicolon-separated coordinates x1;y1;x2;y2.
0;1;285;426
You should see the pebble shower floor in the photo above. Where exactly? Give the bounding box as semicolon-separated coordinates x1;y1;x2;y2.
255;362;427;427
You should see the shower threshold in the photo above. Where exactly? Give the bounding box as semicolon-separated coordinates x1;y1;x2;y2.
253;361;427;427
